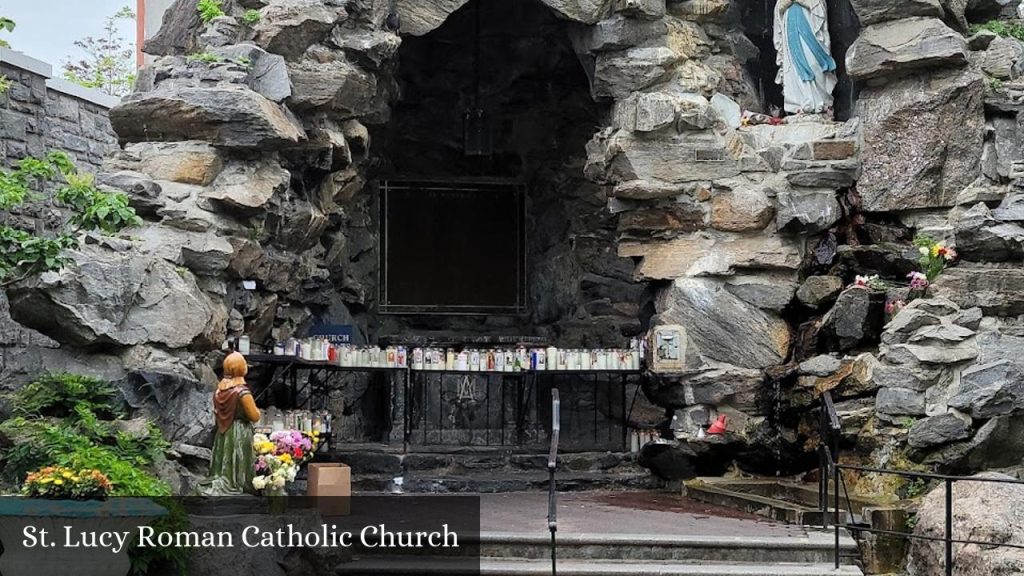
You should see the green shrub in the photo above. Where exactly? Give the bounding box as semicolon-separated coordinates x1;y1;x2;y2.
13;372;120;419
197;0;225;23
187;51;222;64
971;19;1024;42
2;372;181;573
130;498;191;576
243;9;261;24
0;373;170;496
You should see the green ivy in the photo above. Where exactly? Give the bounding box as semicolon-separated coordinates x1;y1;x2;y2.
0;151;140;288
0;74;11;97
196;0;226;23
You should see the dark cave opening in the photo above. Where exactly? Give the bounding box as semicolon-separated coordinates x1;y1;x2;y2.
374;0;641;347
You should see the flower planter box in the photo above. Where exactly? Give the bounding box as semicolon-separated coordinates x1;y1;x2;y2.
0;498;167;576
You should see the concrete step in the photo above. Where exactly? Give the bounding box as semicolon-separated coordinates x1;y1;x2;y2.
472;532;858;564
370;531;859;565
343;557;864;576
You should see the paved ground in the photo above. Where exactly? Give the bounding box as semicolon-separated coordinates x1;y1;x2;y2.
479;491;806;538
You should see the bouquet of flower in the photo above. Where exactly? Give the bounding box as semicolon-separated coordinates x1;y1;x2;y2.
853;274;888;290
914;235;956;282
253;433;298;494
268;430;319;466
22;466;112;500
252;430;320;495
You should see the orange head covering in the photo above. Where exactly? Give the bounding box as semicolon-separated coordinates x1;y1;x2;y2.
219;352;248;390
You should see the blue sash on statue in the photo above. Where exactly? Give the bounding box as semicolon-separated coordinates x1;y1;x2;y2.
786;5;836;82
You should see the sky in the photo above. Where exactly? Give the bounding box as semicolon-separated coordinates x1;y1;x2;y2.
0;0;136;69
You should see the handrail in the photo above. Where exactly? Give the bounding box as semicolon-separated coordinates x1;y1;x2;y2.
822;390;841;431
547;388;560;576
819;392;1024;576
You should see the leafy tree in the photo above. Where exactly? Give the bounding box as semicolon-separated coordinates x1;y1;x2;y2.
61;6;136;97
0;17;13;96
0;16;14;48
0;151;141;289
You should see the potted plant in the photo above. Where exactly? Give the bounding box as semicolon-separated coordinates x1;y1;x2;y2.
0;468;166;576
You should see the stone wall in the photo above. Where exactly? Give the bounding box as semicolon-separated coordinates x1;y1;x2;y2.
0;48;125;388
0;48;120;172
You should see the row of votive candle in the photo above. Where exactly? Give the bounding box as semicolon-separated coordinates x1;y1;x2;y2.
258;407;333;435
412;345;641;372
267;338;643;372
271;338;410;368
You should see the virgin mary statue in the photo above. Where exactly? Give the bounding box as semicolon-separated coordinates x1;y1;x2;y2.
773;0;837;115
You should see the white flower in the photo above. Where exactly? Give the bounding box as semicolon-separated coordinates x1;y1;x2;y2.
253;476;267;490
919;246;929;256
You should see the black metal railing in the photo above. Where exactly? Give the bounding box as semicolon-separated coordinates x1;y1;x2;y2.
819;391;1024;575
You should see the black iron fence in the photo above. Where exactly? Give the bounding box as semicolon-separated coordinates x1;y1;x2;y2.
819;391;1024;575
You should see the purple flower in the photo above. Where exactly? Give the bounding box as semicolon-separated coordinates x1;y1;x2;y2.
907;271;929;291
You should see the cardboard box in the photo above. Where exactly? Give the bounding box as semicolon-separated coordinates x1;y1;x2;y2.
307;463;351;516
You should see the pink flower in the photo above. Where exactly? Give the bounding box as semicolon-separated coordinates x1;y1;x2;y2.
885;299;906;315
907;271;929;291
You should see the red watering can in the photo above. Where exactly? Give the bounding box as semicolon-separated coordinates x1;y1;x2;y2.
707;414;728;435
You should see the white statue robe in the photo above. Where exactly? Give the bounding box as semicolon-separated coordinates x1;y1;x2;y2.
773;0;837;115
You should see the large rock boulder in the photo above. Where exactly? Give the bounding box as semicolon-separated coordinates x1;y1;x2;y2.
775;188;841;234
590;129;741;185
849;0;944;25
540;0;613;23
644;363;765;413
857;67;984;211
287;57;377;115
847;18;967;81
593;47;681;99
202;158;292;212
143;0;202;57
931;265;1024;315
211;44;292;102
329;26;402;70
395;0;470;36
797;275;844;309
110;87;306;148
105;141;224;186
907;411;971;448
953;203;1024;262
253;0;346;60
7;242;217;350
948;360;1024;418
909;473;1024;575
724;273;798;313
821;287;884;351
655;277;790;369
581;14;668;51
618;232;802;280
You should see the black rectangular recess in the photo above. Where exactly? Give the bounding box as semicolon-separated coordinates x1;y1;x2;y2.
379;179;527;315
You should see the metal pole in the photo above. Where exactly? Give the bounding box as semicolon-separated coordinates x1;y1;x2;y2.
834;456;840;570
548;388;560;576
946;478;953;576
